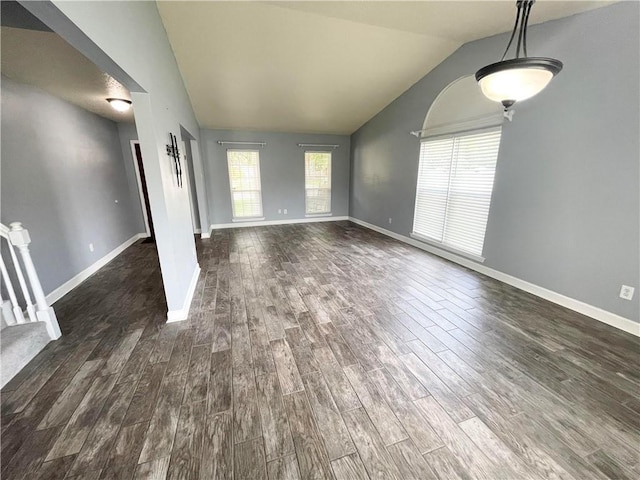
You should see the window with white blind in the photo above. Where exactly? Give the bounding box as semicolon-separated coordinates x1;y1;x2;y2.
305;151;332;215
412;127;502;258
227;150;263;219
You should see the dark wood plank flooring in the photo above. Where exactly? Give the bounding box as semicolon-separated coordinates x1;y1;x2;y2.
1;221;638;479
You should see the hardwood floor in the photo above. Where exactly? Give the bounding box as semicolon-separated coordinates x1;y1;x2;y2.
1;221;638;479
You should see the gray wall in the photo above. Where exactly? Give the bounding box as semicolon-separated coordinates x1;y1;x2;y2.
36;0;202;313
116;123;202;234
1;76;144;296
201;130;350;226
350;3;639;322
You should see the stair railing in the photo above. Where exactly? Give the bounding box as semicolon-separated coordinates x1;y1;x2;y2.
0;222;61;339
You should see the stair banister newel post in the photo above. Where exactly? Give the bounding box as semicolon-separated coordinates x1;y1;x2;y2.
8;222;62;339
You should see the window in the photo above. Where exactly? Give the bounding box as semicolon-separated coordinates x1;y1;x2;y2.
227;150;263;219
412;127;502;258
305;151;331;215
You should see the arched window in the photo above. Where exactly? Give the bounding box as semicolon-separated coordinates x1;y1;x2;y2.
412;75;504;260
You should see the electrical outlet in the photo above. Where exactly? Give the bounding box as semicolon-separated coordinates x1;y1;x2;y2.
278;209;282;214
284;209;288;214
89;243;94;252
388;218;392;224
619;285;635;300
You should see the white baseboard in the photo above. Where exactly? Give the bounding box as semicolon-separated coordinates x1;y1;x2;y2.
167;264;201;323
46;233;147;305
200;232;211;239
348;217;639;337
209;215;349;232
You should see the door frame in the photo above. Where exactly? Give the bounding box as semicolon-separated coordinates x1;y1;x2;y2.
180;140;200;234
130;140;151;237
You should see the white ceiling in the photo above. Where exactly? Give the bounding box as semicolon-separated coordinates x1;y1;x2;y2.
158;0;613;135
0;2;614;133
1;26;134;123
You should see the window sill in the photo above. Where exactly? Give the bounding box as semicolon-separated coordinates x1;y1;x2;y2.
305;213;332;218
232;217;265;223
410;232;485;263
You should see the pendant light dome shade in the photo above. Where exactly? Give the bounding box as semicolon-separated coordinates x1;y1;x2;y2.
476;0;562;109
476;57;563;108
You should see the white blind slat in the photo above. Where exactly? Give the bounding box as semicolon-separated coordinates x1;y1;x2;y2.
228;150;264;218
305;152;332;214
412;127;501;257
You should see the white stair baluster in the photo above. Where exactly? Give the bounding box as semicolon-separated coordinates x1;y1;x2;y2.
7;241;37;323
0;292;17;327
8;222;61;339
0;250;26;324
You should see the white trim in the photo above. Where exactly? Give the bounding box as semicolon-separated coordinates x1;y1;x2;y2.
45;233;147;305
418;115;504;141
233;217;265;223
305;150;332;216
227;149;264;220
415;75;503;139
194;228;202;234
210;216;349;231
130;141;151;237
200;232;211;239
189;139;211;242
305;213;333;218
166;264;201;323
348;217;639;337
181;139;198;235
410;232;485;263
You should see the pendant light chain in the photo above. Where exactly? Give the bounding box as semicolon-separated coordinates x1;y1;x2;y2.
515;2;525;59
500;1;522;61
521;0;533;58
500;0;535;61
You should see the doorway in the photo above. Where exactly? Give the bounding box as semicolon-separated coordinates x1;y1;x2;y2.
180;138;201;234
130;141;155;243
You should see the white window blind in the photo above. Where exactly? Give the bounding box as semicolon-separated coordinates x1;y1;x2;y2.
413;127;502;257
305;151;332;214
227;150;263;219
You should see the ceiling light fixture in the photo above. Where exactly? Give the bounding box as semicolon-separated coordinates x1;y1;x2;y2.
106;98;132;112
475;0;562;111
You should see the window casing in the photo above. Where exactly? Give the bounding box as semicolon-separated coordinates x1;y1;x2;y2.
412;127;502;258
305;151;332;215
227;150;263;219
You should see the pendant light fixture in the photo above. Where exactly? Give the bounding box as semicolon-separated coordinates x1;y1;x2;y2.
475;0;562;110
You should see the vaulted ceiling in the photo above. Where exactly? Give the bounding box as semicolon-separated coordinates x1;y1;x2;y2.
0;1;614;132
158;1;613;135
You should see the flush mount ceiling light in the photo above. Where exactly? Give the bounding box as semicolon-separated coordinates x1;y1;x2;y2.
475;0;562;111
106;98;132;112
